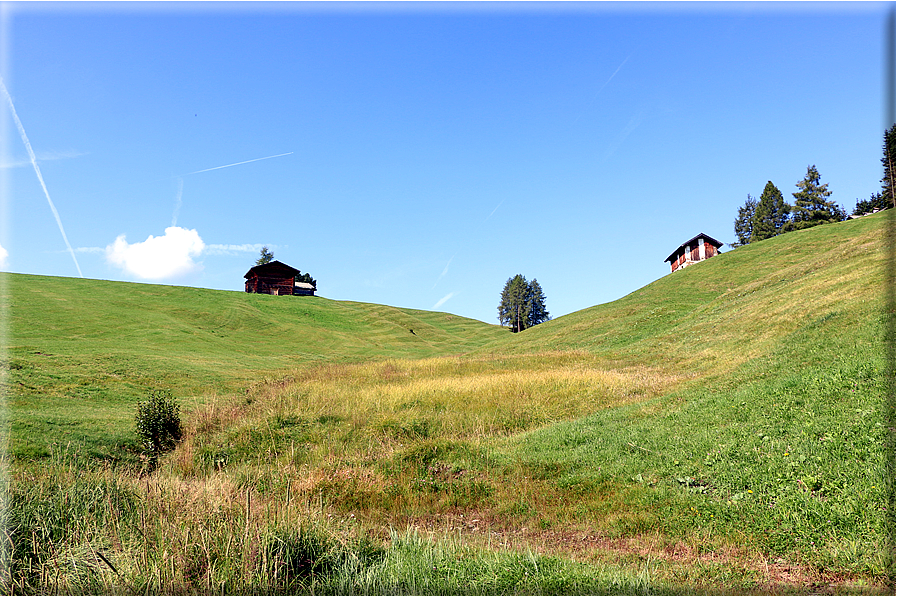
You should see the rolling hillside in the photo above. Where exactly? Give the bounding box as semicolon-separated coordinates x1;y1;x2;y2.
479;211;892;373
3;211;892;473
2;276;505;459
2;211;893;592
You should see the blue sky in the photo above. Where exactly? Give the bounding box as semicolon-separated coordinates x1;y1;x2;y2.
1;2;893;324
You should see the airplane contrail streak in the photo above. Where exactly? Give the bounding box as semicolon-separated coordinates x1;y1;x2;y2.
186;152;294;176
171;177;184;227
593;54;630;99
572;54;632;126
485;200;504;222
0;77;83;278
431;199;504;291
433;292;455;310
432;255;454;289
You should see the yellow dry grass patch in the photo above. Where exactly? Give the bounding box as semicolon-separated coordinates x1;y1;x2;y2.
272;352;682;438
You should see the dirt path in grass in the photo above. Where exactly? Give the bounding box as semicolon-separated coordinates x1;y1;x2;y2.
404;513;887;594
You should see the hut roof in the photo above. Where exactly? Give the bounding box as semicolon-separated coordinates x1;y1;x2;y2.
244;260;301;279
663;233;723;263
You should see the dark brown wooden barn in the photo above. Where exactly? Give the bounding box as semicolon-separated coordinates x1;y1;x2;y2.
244;261;316;296
664;233;723;273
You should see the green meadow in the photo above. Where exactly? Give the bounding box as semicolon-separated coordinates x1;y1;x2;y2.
1;212;893;594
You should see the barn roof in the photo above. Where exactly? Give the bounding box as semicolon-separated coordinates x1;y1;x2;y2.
663;233;723;263
244;260;301;279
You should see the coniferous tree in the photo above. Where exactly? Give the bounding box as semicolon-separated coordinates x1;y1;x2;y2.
787;165;843;231
498;274;528;332
295;271;316;287
852;193;890;216
498;275;549;332
256;246;274;265
881;123;896;208
526;279;550;328
852;124;896;216
751;181;790;242
732;194;757;247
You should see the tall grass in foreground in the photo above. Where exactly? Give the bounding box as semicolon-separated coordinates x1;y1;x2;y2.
4;448;710;595
6;451;887;594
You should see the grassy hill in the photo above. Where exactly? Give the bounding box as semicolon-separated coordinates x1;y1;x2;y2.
2;276;506;459
479;211;891;368
2;212;893;593
471;212;894;584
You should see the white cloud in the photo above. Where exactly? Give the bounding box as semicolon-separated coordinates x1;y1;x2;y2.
0;242;8;268
106;226;205;280
204;243;272;256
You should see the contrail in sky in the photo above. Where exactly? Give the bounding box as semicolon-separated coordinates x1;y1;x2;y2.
171;177;184;227
0;77;83;277
431;199;505;290
484;200;504;223
602;110;644;163
593;54;630;99
572;54;632;125
432;255;454;289
172;153;291;226
433;292;455;310
186;152;293;176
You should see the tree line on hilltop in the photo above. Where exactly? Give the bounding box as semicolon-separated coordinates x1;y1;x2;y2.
732;124;895;247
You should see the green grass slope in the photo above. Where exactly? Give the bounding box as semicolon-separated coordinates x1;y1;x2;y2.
482;211;892;372
2;277;505;459
475;211;894;580
2;212;893;592
140;212;891;585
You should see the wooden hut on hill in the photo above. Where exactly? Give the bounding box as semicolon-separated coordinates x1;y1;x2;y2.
293;281;316;296
244;261;316;296
664;233;723;273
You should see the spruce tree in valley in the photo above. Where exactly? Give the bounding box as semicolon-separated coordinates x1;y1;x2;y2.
526;279;550;328
498;274;529;332
751;182;790;242
732;194;757;247
497;275;549;332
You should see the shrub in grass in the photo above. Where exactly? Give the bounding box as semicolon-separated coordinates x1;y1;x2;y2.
135;389;182;469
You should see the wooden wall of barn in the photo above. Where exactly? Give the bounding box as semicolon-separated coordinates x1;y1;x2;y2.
671;252;686;272
690;244;701;262
245;277;295;296
669;240;720;272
